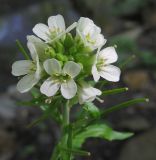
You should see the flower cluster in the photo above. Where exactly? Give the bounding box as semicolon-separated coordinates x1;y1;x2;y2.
12;15;121;104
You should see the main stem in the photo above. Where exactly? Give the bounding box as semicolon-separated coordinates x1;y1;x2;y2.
62;100;70;146
51;100;71;160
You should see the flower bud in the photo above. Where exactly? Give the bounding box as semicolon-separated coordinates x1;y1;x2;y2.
64;33;74;48
45;47;56;58
55;41;64;53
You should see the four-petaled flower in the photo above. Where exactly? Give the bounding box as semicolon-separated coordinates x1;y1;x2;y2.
40;58;81;99
92;47;121;82
76;17;106;50
78;83;102;104
12;41;42;93
12;14;121;104
33;14;77;43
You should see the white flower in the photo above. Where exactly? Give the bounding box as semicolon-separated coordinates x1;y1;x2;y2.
33;14;77;43
12;41;42;93
27;35;48;61
78;84;102;104
40;58;81;99
76;17;106;50
92;47;121;82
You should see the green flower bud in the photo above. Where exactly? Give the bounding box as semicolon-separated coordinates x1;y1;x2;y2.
63;55;68;62
45;47;56;58
56;53;68;62
69;47;77;54
64;33;74;48
56;53;64;61
68;55;74;61
78;63;83;70
55;41;64;53
59;60;63;67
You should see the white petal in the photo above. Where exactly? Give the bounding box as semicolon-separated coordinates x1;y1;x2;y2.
89;25;101;39
48;14;65;32
32;23;50;41
12;60;32;76
77;17;106;50
76;17;94;43
76;18;94;46
76;28;86;44
91;87;102;96
78;85;102;104
92;65;100;82
99;65;121;82
94;34;107;49
27;35;48;61
27;41;38;61
48;22;77;43
99;47;118;64
34;54;42;80
77;17;94;33
61;79;77;99
17;74;38;93
63;61;81;78
40;77;60;97
43;58;61;75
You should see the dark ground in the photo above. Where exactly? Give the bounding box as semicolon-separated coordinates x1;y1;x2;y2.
0;0;156;160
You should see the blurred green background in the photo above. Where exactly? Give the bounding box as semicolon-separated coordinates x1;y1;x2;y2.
0;0;156;160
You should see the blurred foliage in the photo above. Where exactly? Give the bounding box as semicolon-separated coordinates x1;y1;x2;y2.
113;0;148;16
109;35;156;68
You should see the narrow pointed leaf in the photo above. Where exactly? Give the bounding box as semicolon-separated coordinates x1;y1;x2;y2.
102;98;149;116
16;40;30;60
60;147;90;156
102;87;128;96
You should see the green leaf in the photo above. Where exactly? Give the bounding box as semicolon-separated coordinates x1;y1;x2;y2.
83;102;100;118
16;99;40;106
17;95;46;107
73;124;133;148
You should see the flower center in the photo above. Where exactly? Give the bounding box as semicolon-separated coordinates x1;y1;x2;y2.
86;33;96;45
49;27;63;39
29;62;36;74
52;73;71;83
96;58;105;71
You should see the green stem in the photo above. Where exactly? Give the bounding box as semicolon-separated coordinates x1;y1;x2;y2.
63;100;70;127
62;100;70;146
16;40;30;60
50;144;60;160
62;100;72;159
50;100;71;160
